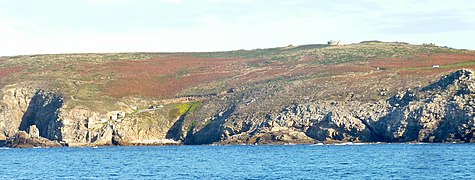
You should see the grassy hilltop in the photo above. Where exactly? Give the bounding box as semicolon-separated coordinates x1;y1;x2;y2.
1;41;474;110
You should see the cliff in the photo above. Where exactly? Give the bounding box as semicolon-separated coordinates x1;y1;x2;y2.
1;42;475;147
181;69;475;144
1;69;474;147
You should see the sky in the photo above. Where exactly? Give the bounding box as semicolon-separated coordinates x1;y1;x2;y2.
0;0;474;56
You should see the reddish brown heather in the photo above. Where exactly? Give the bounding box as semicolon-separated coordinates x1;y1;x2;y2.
102;55;248;98
0;66;23;78
370;53;475;69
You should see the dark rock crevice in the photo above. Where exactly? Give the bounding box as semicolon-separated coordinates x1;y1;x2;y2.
18;90;63;141
184;105;236;145
358;118;384;142
165;114;187;141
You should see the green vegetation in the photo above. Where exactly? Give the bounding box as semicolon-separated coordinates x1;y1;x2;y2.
312;43;466;65
168;101;201;119
398;61;475;71
179;80;229;97
176;68;189;76
191;42;468;65
1;53;161;68
438;61;475;68
191;44;328;59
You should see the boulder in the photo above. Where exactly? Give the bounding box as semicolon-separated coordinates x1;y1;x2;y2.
9;130;61;148
12;131;30;146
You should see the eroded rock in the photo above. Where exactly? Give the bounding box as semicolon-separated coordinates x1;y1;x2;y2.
9;130;61;148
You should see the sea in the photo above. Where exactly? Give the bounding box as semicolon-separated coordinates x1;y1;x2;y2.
1;143;474;179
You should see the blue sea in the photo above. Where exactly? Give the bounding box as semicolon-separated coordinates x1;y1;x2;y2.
1;143;474;179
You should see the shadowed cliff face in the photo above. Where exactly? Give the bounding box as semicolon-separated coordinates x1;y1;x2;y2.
184;105;236;145
19;90;63;141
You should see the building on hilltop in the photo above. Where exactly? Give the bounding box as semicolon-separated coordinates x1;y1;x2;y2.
328;40;343;46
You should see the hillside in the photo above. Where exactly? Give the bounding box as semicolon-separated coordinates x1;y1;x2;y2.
2;41;475;147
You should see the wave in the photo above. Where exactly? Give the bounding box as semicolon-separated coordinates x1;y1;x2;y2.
310;143;325;146
332;142;371;146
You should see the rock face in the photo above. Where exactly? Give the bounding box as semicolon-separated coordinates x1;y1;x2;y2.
373;69;475;143
181;69;475;144
19;90;63;141
0;86;65;147
0;85;36;139
1;69;475;147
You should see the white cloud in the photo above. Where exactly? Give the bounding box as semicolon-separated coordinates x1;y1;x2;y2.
85;0;185;4
0;18;22;37
1;0;474;56
160;0;184;4
86;0;137;4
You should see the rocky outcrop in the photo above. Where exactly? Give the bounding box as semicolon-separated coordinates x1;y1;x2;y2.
0;84;185;147
28;125;40;138
111;108;182;146
180;69;475;144
184;105;236;145
374;69;475;143
0;85;36;138
7;130;61;148
0;86;65;147
19;90;63;141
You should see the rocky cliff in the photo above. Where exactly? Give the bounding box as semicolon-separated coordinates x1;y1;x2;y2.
0;85;187;147
0;85;65;147
181;69;475;144
1;69;475;147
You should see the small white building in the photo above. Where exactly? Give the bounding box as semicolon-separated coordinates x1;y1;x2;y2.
328;40;343;46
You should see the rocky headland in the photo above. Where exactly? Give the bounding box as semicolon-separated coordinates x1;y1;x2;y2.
1;42;475;147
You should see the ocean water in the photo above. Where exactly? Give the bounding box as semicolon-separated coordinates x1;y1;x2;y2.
1;143;474;179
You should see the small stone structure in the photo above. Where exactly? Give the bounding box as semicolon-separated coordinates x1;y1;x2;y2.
328;40;342;46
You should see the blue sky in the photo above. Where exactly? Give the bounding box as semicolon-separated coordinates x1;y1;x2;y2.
0;0;474;56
